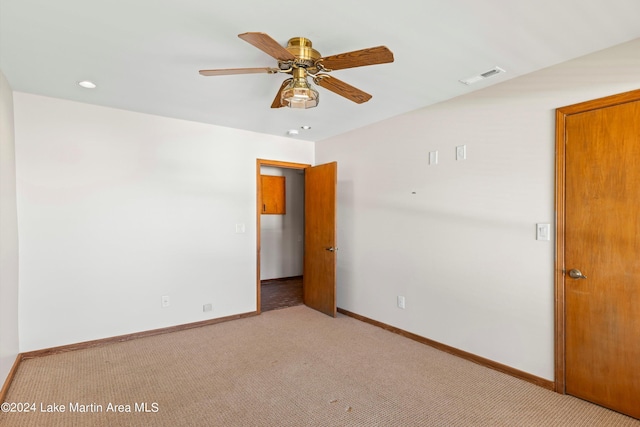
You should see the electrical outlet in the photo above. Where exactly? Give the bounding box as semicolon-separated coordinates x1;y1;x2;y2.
161;295;170;308
397;296;406;309
203;303;213;312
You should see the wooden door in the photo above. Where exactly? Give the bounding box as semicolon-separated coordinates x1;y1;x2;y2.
304;162;337;317
557;90;640;418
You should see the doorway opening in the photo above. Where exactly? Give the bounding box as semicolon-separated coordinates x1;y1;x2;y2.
256;159;309;314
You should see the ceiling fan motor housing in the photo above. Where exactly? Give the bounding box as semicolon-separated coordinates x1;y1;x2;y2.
284;37;321;70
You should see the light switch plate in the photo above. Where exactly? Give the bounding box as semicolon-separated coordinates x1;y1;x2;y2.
429;151;438;165
456;145;467;160
536;223;550;241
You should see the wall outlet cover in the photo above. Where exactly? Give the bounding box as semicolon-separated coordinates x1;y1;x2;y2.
397;295;406;309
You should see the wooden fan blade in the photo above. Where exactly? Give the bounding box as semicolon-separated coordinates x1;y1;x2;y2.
318;46;394;71
315;75;372;104
199;67;280;76
271;79;292;108
238;32;296;61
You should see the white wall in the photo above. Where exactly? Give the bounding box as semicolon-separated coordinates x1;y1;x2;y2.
0;71;20;385
316;38;640;381
260;167;305;280
13;93;314;352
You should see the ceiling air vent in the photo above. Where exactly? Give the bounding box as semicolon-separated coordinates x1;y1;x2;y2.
459;66;505;85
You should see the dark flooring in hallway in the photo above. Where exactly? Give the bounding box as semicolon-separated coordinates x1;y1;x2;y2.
260;276;303;312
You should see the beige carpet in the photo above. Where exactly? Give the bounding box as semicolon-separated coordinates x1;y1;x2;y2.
1;306;638;426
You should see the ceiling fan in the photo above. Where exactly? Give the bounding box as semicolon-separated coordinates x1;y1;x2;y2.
199;32;394;109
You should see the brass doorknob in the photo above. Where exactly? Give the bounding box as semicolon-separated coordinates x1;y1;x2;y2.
568;269;587;279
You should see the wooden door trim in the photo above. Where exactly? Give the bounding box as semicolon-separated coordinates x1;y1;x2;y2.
554;88;640;394
256;159;310;314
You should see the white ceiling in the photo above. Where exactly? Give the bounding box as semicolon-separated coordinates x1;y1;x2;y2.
1;0;639;142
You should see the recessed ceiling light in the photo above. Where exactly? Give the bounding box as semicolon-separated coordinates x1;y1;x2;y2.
301;125;311;130
78;80;97;89
287;129;299;136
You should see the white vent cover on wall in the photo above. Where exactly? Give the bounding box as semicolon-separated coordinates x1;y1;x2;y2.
459;66;506;85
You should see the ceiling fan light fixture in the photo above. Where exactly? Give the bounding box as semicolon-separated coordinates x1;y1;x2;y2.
281;68;319;109
282;86;319;109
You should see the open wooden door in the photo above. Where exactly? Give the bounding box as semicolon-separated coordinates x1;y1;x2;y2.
556;90;640;419
304;162;337;317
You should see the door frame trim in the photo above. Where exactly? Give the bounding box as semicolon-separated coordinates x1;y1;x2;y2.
554;88;640;394
256;159;310;314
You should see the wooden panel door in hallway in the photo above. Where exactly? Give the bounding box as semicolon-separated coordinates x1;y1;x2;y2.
558;90;640;419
